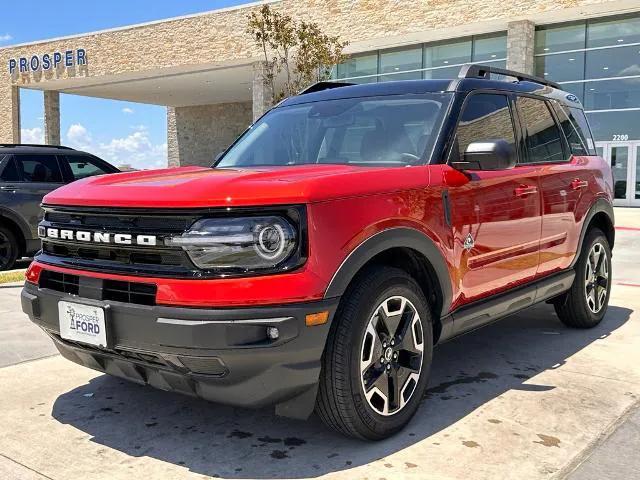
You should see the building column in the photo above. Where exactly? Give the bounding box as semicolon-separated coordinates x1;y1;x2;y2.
507;20;536;75
252;61;273;121
167;106;180;167
0;85;21;143
43;91;60;145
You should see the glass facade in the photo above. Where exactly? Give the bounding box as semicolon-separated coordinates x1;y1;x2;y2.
335;33;507;84
535;13;640;141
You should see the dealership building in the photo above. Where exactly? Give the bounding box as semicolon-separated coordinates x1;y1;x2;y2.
1;0;639;206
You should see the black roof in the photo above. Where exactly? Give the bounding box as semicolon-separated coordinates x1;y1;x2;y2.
280;63;580;109
0;144;86;155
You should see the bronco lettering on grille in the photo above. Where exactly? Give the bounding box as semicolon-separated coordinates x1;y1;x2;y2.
38;226;157;246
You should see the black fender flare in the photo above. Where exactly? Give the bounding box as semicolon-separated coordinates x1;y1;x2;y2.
570;197;615;269
324;227;452;317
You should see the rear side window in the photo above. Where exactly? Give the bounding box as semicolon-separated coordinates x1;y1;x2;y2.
0;156;20;181
569;107;596;155
16;154;63;183
65;155;113;180
454;93;516;162
517;96;565;163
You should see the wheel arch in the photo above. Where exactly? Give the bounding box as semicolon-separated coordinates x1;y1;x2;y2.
324;228;452;342
571;198;615;269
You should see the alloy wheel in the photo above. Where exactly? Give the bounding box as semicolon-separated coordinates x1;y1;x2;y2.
360;296;424;416
584;242;609;314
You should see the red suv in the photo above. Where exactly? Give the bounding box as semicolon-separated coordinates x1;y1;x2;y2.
22;65;614;440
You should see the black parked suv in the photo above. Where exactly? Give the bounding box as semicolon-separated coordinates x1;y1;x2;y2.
0;144;119;270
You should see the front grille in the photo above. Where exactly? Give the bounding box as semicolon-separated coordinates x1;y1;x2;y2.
38;206;200;277
42;242;185;267
39;270;157;306
40;270;79;295
103;279;157;306
45;212;191;231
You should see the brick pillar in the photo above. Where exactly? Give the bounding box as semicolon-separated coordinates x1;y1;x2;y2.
507;20;536;75
0;85;21;143
166;106;180;167
252;61;273;121
43;91;61;145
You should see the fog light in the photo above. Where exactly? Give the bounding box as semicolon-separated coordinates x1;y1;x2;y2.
266;326;279;340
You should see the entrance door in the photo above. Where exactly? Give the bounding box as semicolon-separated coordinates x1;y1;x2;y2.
596;142;640;207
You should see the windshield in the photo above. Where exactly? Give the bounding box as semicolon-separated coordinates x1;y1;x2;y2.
216;93;452;168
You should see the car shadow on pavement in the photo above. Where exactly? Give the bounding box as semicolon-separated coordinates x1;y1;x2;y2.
51;302;632;479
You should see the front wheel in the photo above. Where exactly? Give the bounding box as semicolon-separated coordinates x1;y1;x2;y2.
0;226;18;271
316;266;433;440
554;228;612;328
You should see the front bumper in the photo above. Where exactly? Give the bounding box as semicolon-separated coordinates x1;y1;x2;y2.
21;282;339;419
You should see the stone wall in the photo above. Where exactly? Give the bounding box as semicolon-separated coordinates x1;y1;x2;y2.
168;102;252;167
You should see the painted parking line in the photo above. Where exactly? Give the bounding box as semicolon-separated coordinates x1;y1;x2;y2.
615;226;640;232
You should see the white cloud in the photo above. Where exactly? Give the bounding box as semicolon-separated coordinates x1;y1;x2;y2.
122;107;134;115
21;127;45;144
0;33;12;43
65;123;167;170
67;123;92;145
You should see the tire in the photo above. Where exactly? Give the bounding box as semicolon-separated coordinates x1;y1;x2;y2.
0;226;18;271
316;266;433;440
554;228;612;328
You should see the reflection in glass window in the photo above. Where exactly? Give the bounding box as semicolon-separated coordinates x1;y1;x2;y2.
0;156;19;182
472;33;507;62
583;78;640;111
517;96;565;163
610;146;629;199
454;94;516;163
587;14;640;48
379;47;422;82
336;54;377;83
535;22;585;54
217;94;453;167
15;155;63;183
423;65;462;80
424;39;472;69
536;52;585;82
551;102;596;155
586;110;640;141
585;46;640;80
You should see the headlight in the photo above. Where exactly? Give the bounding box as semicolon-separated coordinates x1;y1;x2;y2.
167;216;298;272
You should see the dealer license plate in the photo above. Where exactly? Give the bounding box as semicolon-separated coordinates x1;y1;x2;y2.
58;301;107;348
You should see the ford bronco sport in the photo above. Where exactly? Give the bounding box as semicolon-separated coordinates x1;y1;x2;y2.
22;64;615;440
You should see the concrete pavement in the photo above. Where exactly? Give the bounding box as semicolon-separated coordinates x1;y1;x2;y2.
0;282;57;368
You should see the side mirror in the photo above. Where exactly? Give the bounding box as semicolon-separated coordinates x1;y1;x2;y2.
452;139;516;171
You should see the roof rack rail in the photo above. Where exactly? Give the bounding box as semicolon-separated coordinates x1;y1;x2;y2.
299;81;355;95
0;143;75;150
458;63;561;90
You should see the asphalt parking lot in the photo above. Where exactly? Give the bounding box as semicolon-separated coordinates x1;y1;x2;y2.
0;208;638;480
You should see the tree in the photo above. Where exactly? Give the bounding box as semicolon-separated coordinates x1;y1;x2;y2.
247;5;348;103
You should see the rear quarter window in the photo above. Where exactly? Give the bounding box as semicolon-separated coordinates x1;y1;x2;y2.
551;102;597;156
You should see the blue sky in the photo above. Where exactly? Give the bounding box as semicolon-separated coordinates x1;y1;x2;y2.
3;0;249;169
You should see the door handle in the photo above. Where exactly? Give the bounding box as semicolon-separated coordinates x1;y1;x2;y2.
0;185;17;193
570;178;589;190
515;184;538;197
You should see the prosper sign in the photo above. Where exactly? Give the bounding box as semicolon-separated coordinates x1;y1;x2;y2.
8;48;86;74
